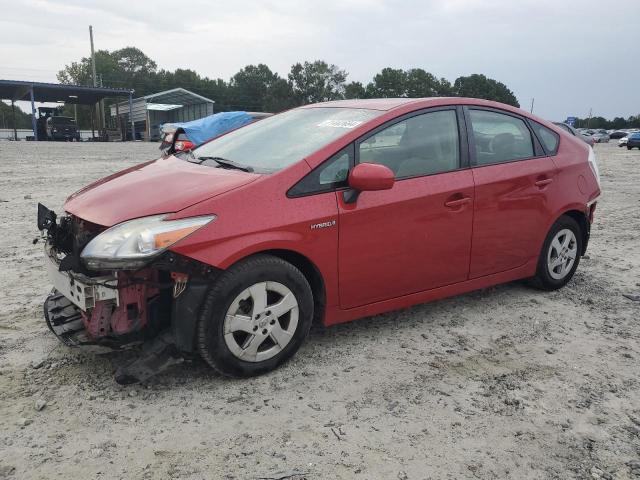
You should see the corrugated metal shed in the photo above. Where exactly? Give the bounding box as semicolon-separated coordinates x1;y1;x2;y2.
110;88;215;139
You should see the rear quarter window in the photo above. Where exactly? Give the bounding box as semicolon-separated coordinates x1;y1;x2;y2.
530;121;560;155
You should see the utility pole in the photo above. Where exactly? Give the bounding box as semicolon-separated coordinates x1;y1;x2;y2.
530;97;535;114
587;108;592;128
98;73;105;131
11;100;17;140
89;25;100;137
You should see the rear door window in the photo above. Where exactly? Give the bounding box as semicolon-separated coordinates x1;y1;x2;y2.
469;109;534;166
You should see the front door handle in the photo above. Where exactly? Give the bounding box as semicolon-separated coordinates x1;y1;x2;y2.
534;178;553;187
444;197;471;208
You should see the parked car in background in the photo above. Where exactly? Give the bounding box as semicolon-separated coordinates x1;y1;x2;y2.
627;132;640;150
38;97;601;383
592;129;610;143
610;130;629;139
554;122;595;147
618;135;629;147
45;116;80;141
160;111;273;154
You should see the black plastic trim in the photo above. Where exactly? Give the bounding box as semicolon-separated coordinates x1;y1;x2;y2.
287;144;354;198
171;282;209;353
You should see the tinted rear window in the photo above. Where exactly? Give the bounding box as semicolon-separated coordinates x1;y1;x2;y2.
469;109;534;165
530;121;560;155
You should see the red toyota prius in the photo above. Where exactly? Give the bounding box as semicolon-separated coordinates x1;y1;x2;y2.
38;97;601;383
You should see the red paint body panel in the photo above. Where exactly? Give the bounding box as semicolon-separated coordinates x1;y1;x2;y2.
469;157;558;278
169;160;341;309
337;170;474;308
64;97;601;329
65;156;258;226
326;258;539;326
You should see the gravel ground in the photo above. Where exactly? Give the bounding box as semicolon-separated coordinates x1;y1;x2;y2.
0;140;639;480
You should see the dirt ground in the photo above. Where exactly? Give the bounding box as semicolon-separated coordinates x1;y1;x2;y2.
0;140;638;480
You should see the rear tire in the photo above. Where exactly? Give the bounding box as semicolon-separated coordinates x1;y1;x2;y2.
197;255;314;377
530;216;583;291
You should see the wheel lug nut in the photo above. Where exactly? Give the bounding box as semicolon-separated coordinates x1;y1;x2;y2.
270;319;275;325
253;326;258;332
262;329;267;335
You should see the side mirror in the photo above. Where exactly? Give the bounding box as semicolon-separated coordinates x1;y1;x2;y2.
348;163;395;191
344;163;395;204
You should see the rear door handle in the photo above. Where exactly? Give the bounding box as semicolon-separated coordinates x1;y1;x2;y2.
444;197;471;208
534;178;553;187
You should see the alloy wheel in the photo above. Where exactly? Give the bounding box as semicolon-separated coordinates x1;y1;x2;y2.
223;281;299;362
547;228;578;280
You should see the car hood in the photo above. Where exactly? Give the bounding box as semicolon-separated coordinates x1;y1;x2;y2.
64;155;259;226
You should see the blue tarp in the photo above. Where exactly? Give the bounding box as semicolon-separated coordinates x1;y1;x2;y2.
165;111;253;146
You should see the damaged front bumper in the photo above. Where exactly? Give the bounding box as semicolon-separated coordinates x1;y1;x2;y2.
44;244;118;311
38;204;218;383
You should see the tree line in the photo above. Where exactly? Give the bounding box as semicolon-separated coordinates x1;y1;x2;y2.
51;47;522;128
2;46;638;131
572;115;640;130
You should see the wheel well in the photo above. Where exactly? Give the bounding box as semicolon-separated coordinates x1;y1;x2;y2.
561;209;590;255
260;249;326;325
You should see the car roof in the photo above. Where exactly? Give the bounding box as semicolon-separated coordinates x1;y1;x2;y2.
300;97;520;112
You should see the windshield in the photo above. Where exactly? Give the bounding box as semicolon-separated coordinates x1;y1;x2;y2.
192;107;382;173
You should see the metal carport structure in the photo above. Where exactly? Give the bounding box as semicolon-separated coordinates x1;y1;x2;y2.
0;80;134;141
110;88;215;141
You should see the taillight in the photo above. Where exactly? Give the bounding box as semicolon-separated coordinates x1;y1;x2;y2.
174;140;195;151
587;147;601;189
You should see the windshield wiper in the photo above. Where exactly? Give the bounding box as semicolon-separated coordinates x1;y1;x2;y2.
196;156;254;172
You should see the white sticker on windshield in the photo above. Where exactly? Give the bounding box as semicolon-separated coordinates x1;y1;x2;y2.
317;120;363;129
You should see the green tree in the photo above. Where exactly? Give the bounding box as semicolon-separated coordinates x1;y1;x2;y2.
57;47;159;128
366;68;407;97
112;47;157;76
230;64;280;110
288;60;348;104
611;117;627;130
405;68;442;97
452;74;519;107
437;77;453;96
0;101;32;130
344;81;367;99
225;65;295;112
263;78;297;112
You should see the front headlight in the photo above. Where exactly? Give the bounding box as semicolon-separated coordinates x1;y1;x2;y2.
81;214;215;269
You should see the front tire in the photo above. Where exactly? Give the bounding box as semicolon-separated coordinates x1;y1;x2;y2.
197;255;314;377
530;216;583;291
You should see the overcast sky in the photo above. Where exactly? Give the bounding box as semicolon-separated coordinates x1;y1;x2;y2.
0;0;637;120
